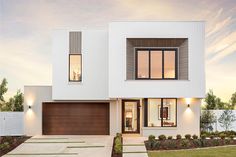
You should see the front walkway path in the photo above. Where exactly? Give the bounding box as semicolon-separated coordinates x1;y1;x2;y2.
3;135;113;157
122;136;148;157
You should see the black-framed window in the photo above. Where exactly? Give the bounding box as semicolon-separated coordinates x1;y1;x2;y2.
135;49;178;80
69;54;82;82
145;98;177;127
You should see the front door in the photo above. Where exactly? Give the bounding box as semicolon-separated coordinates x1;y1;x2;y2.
122;100;140;133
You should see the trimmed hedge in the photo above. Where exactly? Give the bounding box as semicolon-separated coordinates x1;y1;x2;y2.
145;134;236;151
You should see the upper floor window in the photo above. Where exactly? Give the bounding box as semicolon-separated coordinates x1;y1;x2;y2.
136;49;177;80
69;31;82;82
69;54;82;82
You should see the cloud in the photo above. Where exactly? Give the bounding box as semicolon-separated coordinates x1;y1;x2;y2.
206;16;232;37
207;31;236;63
208;42;236;64
0;0;236;100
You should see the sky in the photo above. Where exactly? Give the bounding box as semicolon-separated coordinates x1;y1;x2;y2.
0;0;236;102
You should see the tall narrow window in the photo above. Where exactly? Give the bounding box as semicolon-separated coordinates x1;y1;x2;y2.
150;50;162;79
69;31;82;82
164;50;176;79
69;54;82;81
137;50;149;78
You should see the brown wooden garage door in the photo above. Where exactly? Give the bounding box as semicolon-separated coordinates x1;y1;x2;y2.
42;102;109;135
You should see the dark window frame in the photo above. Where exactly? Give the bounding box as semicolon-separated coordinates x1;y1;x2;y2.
135;48;178;80
144;98;177;127
68;54;82;82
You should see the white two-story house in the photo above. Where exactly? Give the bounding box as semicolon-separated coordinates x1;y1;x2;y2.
24;21;205;137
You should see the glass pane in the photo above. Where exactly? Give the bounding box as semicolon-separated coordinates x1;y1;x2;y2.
162;99;176;127
69;55;82;81
124;102;138;132
148;99;162;127
150;50;162;79
137;50;149;78
164;51;176;78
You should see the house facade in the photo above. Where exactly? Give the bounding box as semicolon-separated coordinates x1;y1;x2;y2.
24;21;205;137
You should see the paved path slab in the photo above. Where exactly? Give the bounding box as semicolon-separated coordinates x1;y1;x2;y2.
122;136;148;157
3;135;113;157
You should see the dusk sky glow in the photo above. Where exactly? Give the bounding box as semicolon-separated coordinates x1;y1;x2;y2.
0;0;236;102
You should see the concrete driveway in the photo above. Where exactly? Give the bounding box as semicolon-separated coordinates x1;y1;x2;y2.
3;135;113;157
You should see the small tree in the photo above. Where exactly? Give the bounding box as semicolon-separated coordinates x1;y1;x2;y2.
204;90;218;109
0;78;8;101
204;90;229;109
229;92;236;109
201;110;217;132
0;78;23;111
218;110;236;131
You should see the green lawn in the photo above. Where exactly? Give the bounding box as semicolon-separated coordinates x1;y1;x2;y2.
148;146;236;157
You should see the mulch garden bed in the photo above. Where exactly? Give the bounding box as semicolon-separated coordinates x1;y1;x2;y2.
0;136;31;156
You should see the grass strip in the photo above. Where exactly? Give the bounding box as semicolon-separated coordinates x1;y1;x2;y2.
25;141;85;143
123;151;147;154
6;153;77;156
67;145;105;148
122;144;145;146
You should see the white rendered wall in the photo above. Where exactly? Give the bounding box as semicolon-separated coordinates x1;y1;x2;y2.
24;86;52;136
110;100;122;135
142;98;201;137
109;22;205;98
0;112;24;136
52;30;109;100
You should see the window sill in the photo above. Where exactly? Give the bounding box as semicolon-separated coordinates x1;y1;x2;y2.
68;81;83;85
142;127;177;130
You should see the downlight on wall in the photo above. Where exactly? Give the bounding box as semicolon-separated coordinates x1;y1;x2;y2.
26;95;35;110
185;98;191;108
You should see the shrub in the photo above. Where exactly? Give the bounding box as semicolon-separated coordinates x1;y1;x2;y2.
200;139;208;147
114;134;122;154
219;133;226;140
212;139;220;146
116;133;122;138
210;135;215;139
153;141;161;149
185;134;191;140
158;134;166;141
147;135;156;150
176;134;182;140
181;139;190;148
229;135;235;139
148;135;156;142
192;134;198;139
167;136;173;140
0;142;10;149
225;139;230;145
162;140;176;149
146;141;154;150
192;139;201;147
201;134;207;140
166;140;176;149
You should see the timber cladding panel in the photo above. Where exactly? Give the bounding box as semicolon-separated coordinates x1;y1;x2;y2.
42;102;110;135
126;38;188;80
69;32;81;54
